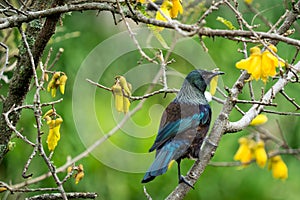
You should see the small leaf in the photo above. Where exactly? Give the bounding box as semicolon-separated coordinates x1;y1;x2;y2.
216;16;236;30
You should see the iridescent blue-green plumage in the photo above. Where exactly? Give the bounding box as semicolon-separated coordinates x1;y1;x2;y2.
141;69;224;186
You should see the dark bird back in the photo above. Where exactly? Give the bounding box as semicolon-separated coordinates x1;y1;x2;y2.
141;69;224;186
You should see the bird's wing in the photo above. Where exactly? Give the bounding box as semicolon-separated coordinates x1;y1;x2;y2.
149;102;211;152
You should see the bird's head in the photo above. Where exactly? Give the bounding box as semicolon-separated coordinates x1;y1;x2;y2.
185;69;224;93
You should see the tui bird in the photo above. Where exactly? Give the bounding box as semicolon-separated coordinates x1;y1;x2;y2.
141;69;224;187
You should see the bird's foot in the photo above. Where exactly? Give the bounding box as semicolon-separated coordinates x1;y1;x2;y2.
179;175;194;189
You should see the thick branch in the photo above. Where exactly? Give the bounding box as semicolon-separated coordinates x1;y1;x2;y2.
0;3;300;47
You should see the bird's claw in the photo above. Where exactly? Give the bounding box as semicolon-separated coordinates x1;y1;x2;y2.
179;175;194;189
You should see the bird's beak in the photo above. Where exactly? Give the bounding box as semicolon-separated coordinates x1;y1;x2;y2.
202;70;225;85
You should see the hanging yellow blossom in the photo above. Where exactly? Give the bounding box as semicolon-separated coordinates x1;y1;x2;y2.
47;72;68;97
154;0;183;31
46;117;63;151
254;141;268;168
261;45;285;82
236;45;284;83
59;74;68;94
236;46;261;80
170;0;183;18
155;0;173;22
268;155;288;180
234;137;254;165
250;114;268;126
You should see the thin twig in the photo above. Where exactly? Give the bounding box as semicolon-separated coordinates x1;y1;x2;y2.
280;89;300;110
115;0;158;64
25;192;98;200
3;106;35;147
262;109;300;116
143;186;153;200
234;99;277;107
22;146;38;179
86;78;179;101
48;48;64;70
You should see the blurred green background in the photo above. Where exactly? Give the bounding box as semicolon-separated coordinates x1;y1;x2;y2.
1;0;300;199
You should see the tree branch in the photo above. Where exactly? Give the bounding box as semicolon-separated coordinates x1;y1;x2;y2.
226;61;300;133
0;2;300;47
0;0;65;161
26;192;98;200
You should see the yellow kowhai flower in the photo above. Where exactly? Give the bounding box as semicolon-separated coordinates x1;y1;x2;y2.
46;117;63;151
261;45;284;82
268;155;288;180
254;140;268;168
236;45;284;83
59;74;68;94
250;114;268;126
170;0;183;18
47;72;68;97
236;46;261;80
155;0;173;22
156;0;183;20
234;137;254;165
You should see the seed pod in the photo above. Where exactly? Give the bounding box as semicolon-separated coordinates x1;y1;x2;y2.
123;96;130;113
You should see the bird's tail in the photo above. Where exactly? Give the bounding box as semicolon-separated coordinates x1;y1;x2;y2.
141;150;175;183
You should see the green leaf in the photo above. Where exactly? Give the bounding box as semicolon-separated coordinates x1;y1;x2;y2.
216;16;236;30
